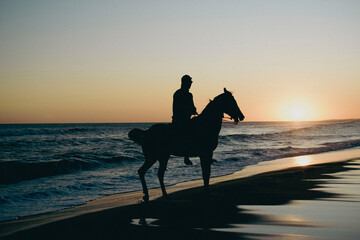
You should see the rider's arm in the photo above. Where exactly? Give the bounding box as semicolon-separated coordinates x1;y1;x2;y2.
189;93;197;115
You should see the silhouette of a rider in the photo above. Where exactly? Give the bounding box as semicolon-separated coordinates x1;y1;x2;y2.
172;75;198;165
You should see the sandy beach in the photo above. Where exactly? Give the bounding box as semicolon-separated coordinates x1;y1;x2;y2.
1;148;360;240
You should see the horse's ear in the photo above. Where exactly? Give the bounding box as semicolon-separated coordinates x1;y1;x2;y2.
224;88;228;93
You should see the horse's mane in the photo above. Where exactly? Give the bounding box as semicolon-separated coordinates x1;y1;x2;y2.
199;93;226;117
190;91;234;122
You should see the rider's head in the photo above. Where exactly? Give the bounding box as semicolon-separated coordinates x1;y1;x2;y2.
181;75;192;90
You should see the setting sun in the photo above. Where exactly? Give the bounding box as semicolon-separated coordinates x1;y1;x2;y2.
290;106;306;121
280;101;315;121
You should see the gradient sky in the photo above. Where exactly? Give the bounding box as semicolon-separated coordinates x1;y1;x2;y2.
1;0;359;123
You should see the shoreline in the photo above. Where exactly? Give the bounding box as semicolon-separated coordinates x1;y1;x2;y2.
1;147;360;238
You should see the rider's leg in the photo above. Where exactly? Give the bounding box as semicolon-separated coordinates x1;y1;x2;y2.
173;120;193;166
183;120;193;165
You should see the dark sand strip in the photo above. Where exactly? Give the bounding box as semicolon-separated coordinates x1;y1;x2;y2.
1;148;360;240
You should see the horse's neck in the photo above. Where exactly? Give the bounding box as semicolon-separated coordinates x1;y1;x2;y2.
201;96;223;118
199;98;223;133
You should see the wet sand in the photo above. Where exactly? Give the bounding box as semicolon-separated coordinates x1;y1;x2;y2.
1;148;360;240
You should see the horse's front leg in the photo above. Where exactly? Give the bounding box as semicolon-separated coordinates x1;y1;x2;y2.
200;152;213;192
158;156;170;198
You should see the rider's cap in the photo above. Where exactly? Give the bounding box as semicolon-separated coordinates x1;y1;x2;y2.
181;75;192;84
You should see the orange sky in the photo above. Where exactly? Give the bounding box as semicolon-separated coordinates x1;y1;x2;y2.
1;1;359;123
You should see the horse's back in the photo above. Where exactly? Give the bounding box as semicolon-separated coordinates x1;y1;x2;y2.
142;123;173;145
130;120;218;157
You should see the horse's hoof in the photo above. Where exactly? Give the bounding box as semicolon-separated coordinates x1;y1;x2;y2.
143;195;149;202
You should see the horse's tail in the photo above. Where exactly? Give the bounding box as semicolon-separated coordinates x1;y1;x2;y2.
128;128;145;146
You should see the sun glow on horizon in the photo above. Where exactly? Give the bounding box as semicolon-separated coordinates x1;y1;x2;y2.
290;107;306;121
280;100;315;121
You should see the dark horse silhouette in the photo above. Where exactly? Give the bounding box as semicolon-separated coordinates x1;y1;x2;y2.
128;88;245;202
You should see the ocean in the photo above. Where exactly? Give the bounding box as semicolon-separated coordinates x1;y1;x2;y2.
1;120;360;221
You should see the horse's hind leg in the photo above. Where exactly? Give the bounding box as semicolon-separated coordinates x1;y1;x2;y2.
138;157;156;202
200;153;213;193
157;156;169;198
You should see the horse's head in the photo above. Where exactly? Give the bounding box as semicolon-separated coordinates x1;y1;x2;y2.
222;88;245;124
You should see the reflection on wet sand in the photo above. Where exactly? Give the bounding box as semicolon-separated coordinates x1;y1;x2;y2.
213;159;360;239
3;160;360;240
295;155;312;166
124;159;360;240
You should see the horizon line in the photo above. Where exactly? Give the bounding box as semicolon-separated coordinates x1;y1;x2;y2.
1;118;359;125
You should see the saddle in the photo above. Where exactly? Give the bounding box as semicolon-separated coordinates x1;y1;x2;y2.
167;118;200;156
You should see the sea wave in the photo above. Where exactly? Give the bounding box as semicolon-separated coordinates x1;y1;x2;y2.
0;155;140;184
221;139;360;163
220;121;360;143
1;138;359;185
